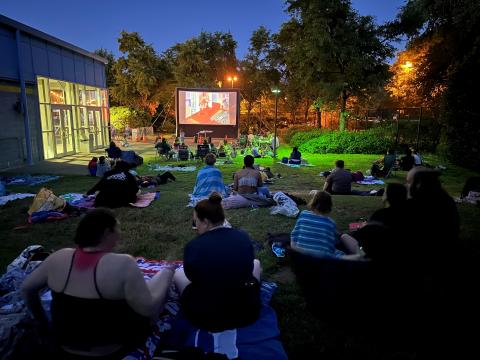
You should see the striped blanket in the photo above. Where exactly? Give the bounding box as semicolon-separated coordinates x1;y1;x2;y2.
188;165;230;207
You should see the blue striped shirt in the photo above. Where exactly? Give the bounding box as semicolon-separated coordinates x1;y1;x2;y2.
291;210;338;257
192;165;229;198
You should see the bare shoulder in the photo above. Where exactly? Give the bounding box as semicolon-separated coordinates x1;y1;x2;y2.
101;253;138;271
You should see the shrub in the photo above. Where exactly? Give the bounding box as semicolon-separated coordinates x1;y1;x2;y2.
283;126;318;144
290;129;328;147
299;127;395;154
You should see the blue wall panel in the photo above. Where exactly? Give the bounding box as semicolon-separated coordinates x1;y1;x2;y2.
20;39;35;83
30;38;48;77
74;54;86;84
47;44;62;79
85;58;95;86
61;49;75;82
0;29;19;80
94;61;105;87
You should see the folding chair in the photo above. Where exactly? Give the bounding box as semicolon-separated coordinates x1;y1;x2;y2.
195;144;210;161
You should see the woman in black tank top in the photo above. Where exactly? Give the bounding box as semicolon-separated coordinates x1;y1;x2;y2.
22;209;174;358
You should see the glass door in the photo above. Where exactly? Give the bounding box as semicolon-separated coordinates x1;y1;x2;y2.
51;106;74;156
87;108;105;148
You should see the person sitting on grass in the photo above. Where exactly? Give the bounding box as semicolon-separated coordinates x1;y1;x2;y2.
371;149;397;177
291;191;360;258
370;183;408;229
191;153;229;201
88;157;98;177
86;160;139;208
323;160;352;195
289;147;302;165
174;193;262;332
234;155;263;195
106;141;122;160
21;208;174;359
400;148;415;171
96;156;111;178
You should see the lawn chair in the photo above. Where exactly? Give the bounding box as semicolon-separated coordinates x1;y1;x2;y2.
195;144;210;161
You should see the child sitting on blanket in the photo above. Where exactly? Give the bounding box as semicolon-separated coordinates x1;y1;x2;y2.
96;156;111;178
291;191;360;258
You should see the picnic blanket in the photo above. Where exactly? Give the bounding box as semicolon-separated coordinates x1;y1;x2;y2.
60;192;159;209
3;175;61;186
0;193;35;206
355;176;385;185
276;161;314;168
150;165;197;172
1;250;285;360
129;192;160;208
188;165;230;207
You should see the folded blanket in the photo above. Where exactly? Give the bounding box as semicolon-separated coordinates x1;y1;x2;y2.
4;175;61;186
0;193;35;206
150;165;197;172
277;162;314;168
129;192;160;208
356;176;385;185
222;194;275;210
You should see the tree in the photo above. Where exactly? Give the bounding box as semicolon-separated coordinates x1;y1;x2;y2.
387;0;480;170
94;48;116;89
284;0;393;130
240;26;280;131
110;32;171;116
169;32;237;87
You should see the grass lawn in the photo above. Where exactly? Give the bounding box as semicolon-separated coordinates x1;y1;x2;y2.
1;145;479;358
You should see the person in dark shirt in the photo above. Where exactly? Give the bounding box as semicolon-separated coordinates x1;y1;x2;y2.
289;147;302;164
173;192;262;332
21;209;174;358
86;160;139;208
400;148;415;171
106;141;122;160
370;183;408;229
323;160;352;194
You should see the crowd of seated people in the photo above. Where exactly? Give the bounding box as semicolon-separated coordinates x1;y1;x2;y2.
19;146;471;358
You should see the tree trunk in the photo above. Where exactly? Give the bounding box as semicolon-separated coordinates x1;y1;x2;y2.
246;101;252;132
316;109;322;128
304;99;310;125
339;90;348;131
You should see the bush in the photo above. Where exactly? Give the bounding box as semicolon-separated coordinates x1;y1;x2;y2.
299;127;395;154
290;129;328;147
283;126;318;144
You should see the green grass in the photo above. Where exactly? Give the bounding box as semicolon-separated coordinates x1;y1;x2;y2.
1;145;479;358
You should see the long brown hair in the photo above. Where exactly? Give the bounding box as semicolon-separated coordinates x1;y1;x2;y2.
194;192;225;224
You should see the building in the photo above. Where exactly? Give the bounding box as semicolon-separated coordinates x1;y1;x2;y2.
0;14;109;170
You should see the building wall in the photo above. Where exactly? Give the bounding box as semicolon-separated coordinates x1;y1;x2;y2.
0;21;106;169
0;83;41;169
0;24;106;88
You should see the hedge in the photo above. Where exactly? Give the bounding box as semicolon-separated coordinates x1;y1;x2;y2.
299;127;395;154
290;129;328;148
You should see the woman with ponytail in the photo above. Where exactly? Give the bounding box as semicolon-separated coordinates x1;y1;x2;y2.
174;192;262;332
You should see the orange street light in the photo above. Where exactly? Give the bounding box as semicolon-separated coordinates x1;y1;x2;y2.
401;61;414;72
227;76;238;88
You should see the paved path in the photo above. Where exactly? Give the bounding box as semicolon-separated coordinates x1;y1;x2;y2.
0;142;158;176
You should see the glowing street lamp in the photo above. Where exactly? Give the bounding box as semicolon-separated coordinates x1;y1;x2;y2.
401;61;414;72
227;76;238;88
271;87;281;158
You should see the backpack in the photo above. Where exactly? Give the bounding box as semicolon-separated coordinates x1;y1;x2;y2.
351;171;365;182
28;188;66;215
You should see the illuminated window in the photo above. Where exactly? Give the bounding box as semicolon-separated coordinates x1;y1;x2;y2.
49;89;65;104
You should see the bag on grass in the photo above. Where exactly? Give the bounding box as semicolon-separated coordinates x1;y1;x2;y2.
28;188;66;215
270;191;299;218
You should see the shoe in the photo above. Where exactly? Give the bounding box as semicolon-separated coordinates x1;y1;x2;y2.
271;243;285;258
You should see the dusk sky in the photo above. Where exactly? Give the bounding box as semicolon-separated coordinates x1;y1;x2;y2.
0;0;406;59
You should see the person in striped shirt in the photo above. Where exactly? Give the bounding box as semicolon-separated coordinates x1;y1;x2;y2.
192;153;229;200
291;191;359;258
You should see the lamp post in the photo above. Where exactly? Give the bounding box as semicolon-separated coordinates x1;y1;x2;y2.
226;76;238;88
271;87;281;158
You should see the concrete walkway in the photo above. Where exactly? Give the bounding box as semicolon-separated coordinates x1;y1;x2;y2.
1;142;158;176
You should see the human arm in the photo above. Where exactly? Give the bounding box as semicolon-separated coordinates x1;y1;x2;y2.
86;177;105;195
338;233;360;255
257;171;263;187
21;257;52;329
323;173;333;192
233;172;239;191
123;256;174;319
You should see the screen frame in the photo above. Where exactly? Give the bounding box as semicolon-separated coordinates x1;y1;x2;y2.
175;87;240;138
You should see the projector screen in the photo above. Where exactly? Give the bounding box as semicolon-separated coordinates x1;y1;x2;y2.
177;89;238;126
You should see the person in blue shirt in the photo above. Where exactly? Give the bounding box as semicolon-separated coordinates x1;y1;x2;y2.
291;191;359;258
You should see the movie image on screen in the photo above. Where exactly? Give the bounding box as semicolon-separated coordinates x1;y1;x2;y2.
178;90;237;126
